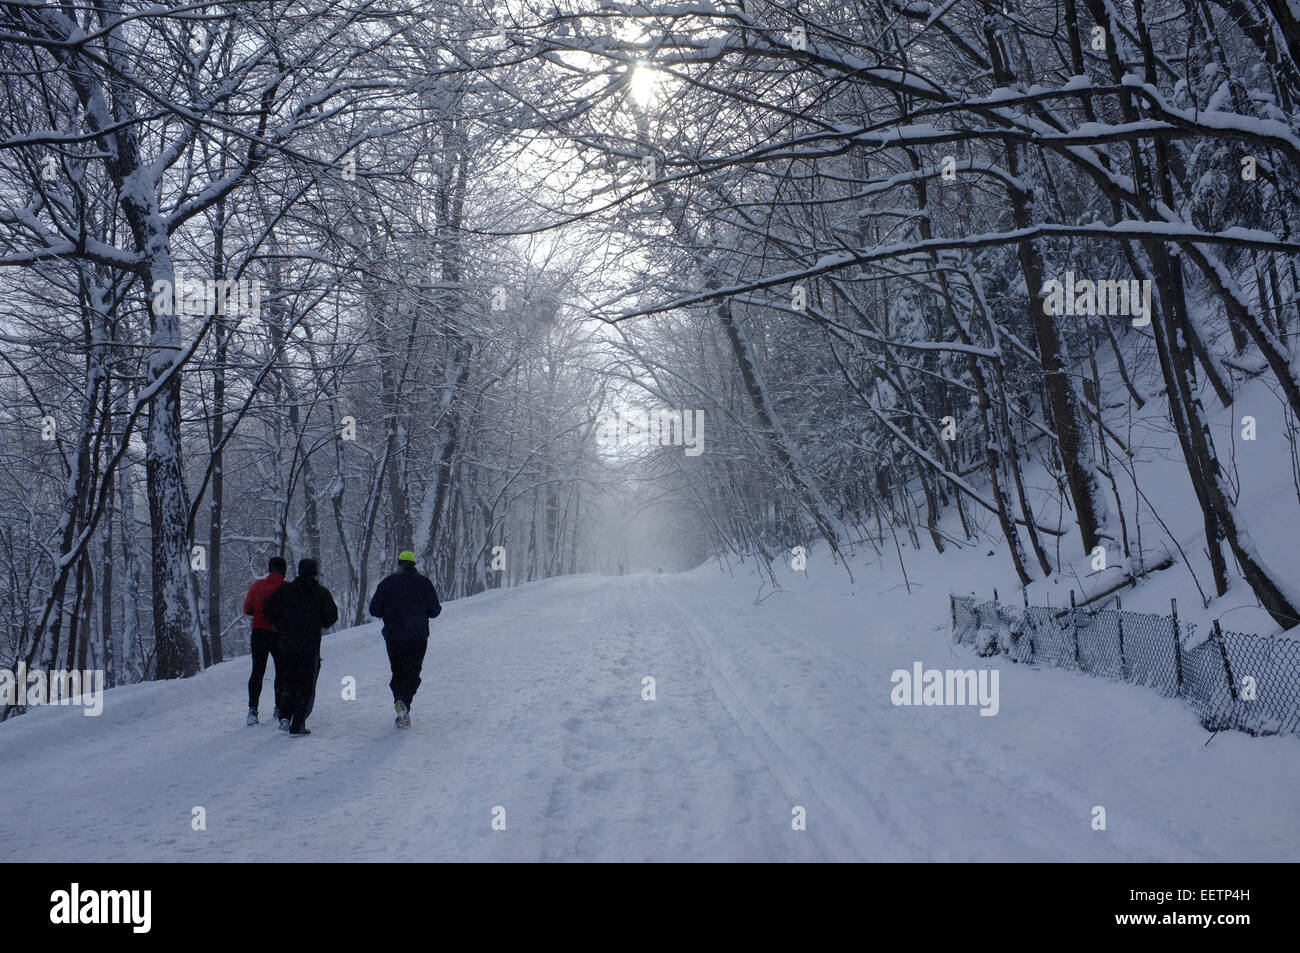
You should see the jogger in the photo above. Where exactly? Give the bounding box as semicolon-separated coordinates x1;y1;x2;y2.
243;557;287;724
264;558;338;736
369;550;441;728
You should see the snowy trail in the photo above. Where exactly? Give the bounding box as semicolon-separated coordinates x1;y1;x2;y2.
2;568;1297;861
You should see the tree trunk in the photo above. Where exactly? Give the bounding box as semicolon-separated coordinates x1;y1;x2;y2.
983;16;1109;556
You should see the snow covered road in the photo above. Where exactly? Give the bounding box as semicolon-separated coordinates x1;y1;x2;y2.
2;566;1297;861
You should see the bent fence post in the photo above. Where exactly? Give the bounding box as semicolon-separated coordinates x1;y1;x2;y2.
1213;620;1238;702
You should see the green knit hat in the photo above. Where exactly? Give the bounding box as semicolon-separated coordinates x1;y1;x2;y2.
398;550;416;564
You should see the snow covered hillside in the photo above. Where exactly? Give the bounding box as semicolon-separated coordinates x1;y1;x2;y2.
2;555;1296;862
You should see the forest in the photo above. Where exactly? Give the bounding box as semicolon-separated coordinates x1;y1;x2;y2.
2;0;1298;708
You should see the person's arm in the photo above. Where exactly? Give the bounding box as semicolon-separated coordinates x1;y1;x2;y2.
425;578;442;619
243;582;256;617
321;589;339;630
368;579;385;620
262;587;281;628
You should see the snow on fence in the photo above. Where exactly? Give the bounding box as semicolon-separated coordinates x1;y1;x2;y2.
950;592;1300;737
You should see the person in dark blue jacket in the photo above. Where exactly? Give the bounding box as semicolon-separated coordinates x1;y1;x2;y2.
368;550;441;728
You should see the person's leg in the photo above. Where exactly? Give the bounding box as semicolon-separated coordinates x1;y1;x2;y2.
281;643;306;726
385;638;403;703
394;641;418;707
249;629;271;710
269;633;286;715
304;641;321;721
403;639;428;708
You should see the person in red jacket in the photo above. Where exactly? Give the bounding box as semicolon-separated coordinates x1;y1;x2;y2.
243;556;287;726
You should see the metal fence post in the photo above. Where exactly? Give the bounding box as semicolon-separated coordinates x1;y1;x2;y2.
1070;589;1082;668
1022;588;1034;661
1213;620;1239;702
1170;597;1184;697
991;589;1000;653
1116;596;1128;681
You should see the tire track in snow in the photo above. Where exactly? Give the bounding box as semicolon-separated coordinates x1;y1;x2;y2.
533;575;811;860
649;573;889;860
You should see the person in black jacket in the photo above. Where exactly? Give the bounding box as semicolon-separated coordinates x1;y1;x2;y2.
368;550;441;729
263;558;339;736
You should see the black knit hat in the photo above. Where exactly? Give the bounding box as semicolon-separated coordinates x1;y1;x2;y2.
298;558;319;578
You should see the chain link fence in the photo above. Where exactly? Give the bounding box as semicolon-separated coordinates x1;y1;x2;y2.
951;592;1300;737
